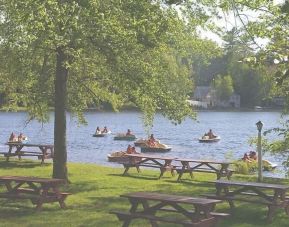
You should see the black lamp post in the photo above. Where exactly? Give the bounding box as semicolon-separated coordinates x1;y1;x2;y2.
256;121;263;182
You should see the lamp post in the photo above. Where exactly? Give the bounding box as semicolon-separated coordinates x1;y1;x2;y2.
256;121;263;182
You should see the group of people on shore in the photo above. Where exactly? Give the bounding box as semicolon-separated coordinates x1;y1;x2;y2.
8;132;27;142
242;151;258;162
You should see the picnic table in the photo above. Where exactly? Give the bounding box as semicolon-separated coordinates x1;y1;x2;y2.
175;158;234;181
0;176;71;211
1;142;54;164
122;154;175;179
111;191;229;227
206;180;289;223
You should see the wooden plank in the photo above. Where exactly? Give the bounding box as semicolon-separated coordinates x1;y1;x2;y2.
214;180;289;190
121;192;221;205
0;176;65;184
176;158;232;165
110;211;216;226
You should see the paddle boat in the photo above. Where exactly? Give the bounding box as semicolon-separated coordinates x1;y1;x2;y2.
114;133;136;141
107;151;128;162
92;131;111;137
198;136;221;143
140;142;171;153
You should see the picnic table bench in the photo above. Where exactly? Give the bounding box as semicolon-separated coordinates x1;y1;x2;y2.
205;180;289;223
1;143;54;164
0;176;71;211
174;158;234;181
122;154;175;179
111;192;229;227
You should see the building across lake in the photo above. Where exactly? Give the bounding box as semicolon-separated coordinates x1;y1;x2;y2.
189;86;240;109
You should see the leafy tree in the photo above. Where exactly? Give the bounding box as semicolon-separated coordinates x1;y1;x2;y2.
213;74;234;101
0;1;216;180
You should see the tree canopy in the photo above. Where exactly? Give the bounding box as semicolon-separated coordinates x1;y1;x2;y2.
0;0;218;179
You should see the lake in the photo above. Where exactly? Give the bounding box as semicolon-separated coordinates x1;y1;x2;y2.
0;111;286;177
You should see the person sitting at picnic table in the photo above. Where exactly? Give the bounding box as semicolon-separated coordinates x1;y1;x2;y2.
18;133;27;142
102;126;108;133
126;129;132;136
9;132;17;142
249;151;257;160
95;126;101;134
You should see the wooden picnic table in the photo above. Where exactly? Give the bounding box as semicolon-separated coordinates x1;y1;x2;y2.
111;191;229;227
0;175;71;211
2;142;54;164
122;153;175;179
175;158;234;181
207;180;289;223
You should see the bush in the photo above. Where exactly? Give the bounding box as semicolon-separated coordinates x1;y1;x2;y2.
234;160;258;175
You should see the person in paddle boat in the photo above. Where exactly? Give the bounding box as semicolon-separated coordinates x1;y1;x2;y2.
126;129;132;136
95;126;101;134
203;129;217;139
126;145;133;154
102;126;108;133
147;134;157;147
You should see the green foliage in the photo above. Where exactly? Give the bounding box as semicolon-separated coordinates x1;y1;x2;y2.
0;0;208;127
234;160;258;175
213;74;234;101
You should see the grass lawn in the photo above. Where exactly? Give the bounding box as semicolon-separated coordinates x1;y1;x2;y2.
0;158;288;227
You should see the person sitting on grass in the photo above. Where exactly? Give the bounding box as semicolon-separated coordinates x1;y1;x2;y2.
249;151;257;161
242;153;252;162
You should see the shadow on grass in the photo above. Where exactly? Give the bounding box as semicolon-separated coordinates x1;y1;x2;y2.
0;160;50;169
108;173;161;181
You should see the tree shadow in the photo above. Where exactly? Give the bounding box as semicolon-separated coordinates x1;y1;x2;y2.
0;160;50;169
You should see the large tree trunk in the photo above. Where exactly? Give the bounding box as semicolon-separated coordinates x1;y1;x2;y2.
53;47;68;180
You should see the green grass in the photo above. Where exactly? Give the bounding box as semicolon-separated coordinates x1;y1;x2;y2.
0;158;288;227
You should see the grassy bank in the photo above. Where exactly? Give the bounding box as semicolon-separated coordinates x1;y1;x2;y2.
0;158;288;227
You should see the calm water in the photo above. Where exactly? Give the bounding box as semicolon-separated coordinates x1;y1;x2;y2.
0;111;286;177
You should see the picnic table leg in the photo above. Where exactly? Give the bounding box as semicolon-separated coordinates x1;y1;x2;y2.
136;165;141;173
36;186;49;211
141;200;158;227
53;187;66;209
123;165;130;175
177;170;184;181
158;168;165;179
224;186;235;209
121;200;139;227
39;146;46;164
267;205;277;223
6;145;13;161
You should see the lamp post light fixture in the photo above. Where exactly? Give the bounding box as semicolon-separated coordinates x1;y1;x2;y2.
256;121;263;182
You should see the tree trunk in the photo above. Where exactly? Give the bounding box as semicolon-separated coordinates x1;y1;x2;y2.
53;47;68;180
